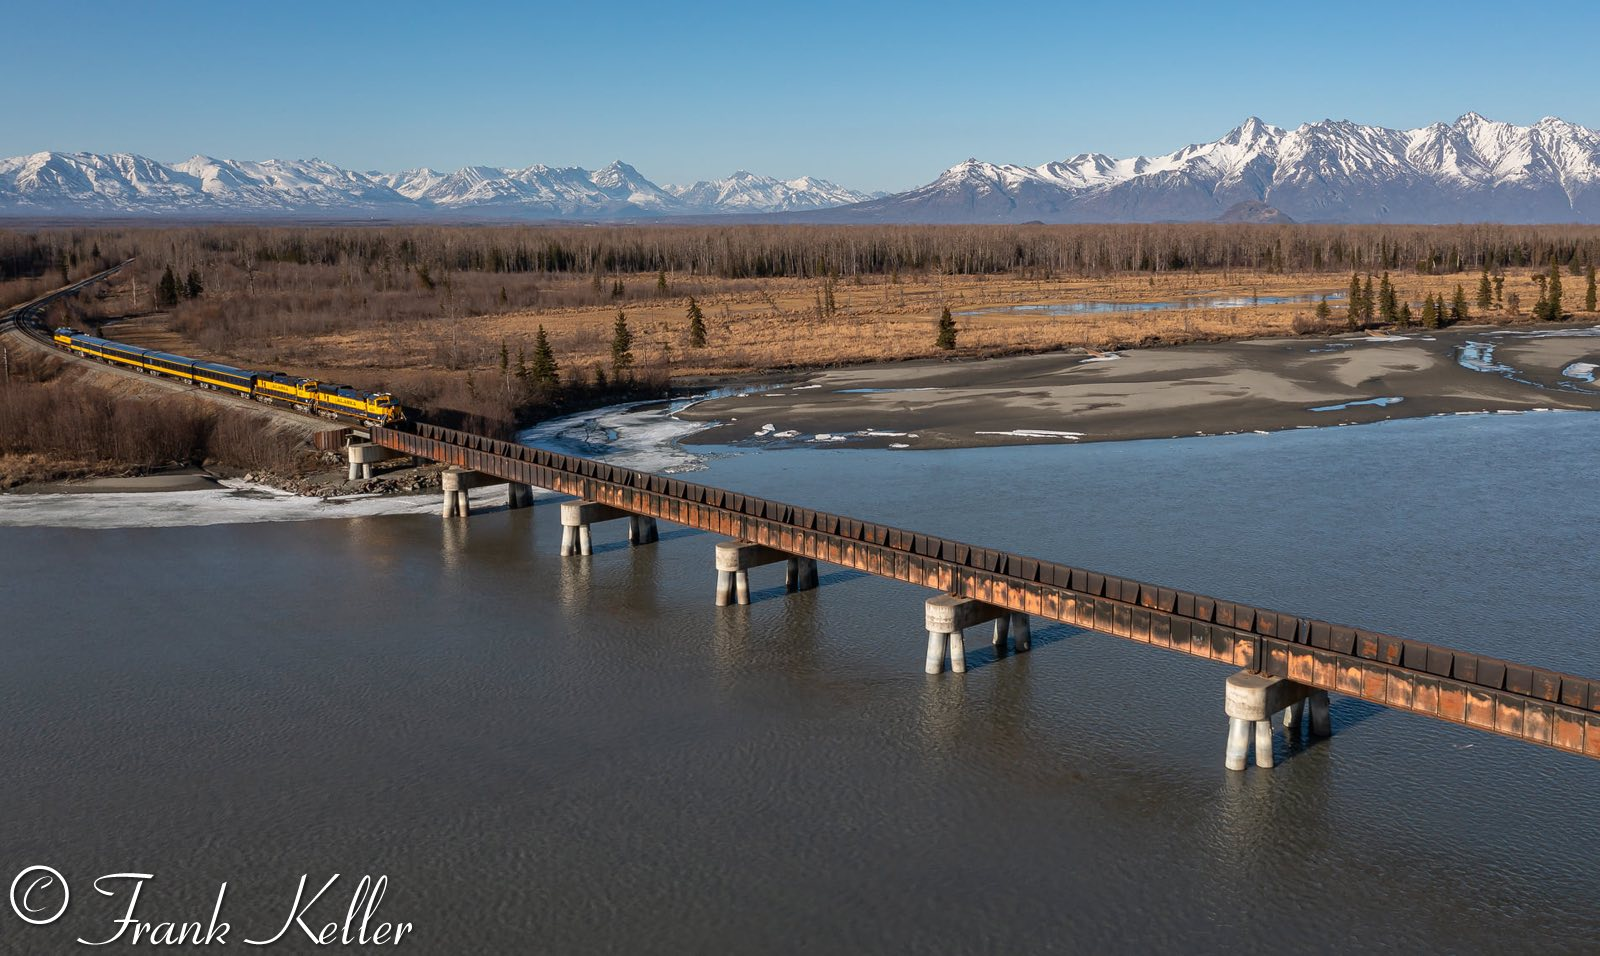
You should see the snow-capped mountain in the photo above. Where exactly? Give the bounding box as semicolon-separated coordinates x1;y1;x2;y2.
664;171;872;212
0;152;868;219
830;114;1600;224
6;115;1600;222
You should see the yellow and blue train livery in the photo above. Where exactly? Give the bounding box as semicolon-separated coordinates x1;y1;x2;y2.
312;382;404;423
142;351;196;382
254;372;314;409
192;360;255;396
50;327;406;426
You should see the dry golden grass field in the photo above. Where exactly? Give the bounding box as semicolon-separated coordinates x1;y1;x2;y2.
102;267;1590;385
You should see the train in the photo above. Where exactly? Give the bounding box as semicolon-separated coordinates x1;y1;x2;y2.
50;327;405;426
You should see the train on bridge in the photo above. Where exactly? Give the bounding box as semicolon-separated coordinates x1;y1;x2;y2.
49;327;405;426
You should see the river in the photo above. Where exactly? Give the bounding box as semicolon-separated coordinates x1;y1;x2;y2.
1;409;1596;952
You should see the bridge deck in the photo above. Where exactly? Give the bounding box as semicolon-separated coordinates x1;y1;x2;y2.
374;422;1600;761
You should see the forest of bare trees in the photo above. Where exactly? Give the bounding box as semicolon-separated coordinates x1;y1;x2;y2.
6;222;1600;291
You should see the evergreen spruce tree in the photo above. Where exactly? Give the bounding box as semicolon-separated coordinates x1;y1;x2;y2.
1361;275;1375;321
1587;264;1597;312
686;296;707;348
656;270;669;296
1476;268;1493;309
935;306;957;350
1493;273;1505;306
611;278;625;299
610;310;635;377
1452;284;1469;324
185;268;203;299
156;265;180;308
1398;302;1414;327
1547;260;1564;319
1533;273;1549;320
1315;296;1331;322
1378;272;1397;323
1420;295;1439;329
531;325;559;389
1347;272;1362;324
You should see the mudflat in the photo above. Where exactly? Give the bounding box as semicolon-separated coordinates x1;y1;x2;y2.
678;323;1600;449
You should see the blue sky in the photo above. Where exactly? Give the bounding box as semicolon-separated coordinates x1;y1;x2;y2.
6;1;1597;192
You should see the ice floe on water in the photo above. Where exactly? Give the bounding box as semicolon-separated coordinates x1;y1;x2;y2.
0;480;478;530
517;396;725;473
1489;324;1600;339
1309;397;1405;412
973;429;1085;440
1562;362;1597;383
1457;341;1516;375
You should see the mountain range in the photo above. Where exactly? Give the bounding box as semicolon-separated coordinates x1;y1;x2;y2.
0;154;875;219
4;113;1600;223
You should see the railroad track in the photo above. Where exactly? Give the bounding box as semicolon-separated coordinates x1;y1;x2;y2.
2;261;131;347
6;264;375;437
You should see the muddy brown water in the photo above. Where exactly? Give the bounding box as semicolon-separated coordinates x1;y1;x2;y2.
1;411;1597;953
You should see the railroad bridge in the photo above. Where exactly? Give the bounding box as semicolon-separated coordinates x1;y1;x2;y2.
364;422;1600;772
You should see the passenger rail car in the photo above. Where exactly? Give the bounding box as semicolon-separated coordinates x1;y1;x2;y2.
49;328;405;426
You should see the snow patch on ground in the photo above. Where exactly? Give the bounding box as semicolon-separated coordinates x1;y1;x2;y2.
1562;362;1597;382
974;429;1085;440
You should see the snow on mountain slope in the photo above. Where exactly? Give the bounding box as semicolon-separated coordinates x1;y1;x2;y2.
8;114;1600;222
831;114;1600;224
0;152;869;218
666;171;873;211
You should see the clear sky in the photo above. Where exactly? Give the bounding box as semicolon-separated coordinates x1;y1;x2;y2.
6;0;1598;192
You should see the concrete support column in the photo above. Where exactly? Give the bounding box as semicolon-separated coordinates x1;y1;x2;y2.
346;442;389;483
627;515;659;545
507;482;534;509
715;541;801;606
1011;613;1031;652
924;595;1020;674
783;557;819;593
441;468;472;518
1223;671;1330;771
558;501;630;556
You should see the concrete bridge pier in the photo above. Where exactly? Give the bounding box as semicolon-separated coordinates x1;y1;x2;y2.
1223;671;1332;770
560;501;650;556
783;556;819;592
714;541;817;606
507;482;535;509
627;515;660;545
345;442;392;481
924;596;1028;674
441;468;476;517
